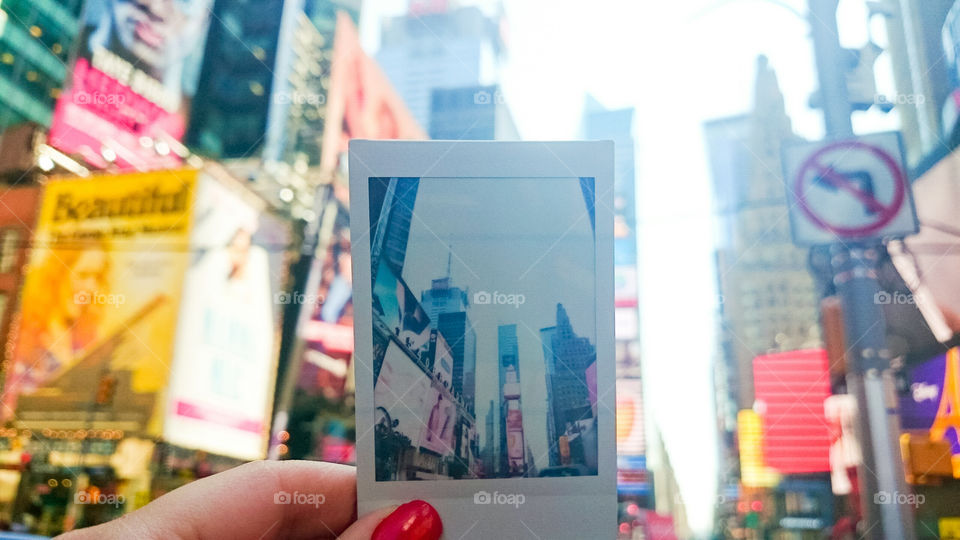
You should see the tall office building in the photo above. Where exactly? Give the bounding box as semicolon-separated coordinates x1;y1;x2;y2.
375;5;504;130
0;0;82;128
429;84;518;140
706;56;821;411
186;0;285;158
370;177;419;277
540;303;596;468
581;95;636;231
422;272;477;414
262;0;361;167
482;398;495;477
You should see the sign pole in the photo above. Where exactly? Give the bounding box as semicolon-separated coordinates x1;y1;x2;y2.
828;245;916;540
808;2;917;538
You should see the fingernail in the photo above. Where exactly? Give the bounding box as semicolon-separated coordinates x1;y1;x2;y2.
371;500;442;540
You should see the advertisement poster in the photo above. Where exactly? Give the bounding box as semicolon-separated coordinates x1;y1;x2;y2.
5;170;196;432
49;0;214;170
507;408;524;466
163;171;289;461
298;198;353;398
429;329;454;386
373;341;432;445
616;378;645;457
900;348;960;455
320;13;425;172
372;259;431;360
419;386;455;456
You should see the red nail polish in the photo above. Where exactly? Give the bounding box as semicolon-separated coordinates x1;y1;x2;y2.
371;500;443;540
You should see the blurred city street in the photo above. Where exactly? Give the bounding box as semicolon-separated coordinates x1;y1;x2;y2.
0;0;956;538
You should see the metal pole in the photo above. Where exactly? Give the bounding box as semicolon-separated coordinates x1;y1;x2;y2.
809;1;916;538
809;0;854;138
830;245;916;540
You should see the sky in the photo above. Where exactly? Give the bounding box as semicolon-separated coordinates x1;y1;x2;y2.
399;177;597;472
360;0;901;535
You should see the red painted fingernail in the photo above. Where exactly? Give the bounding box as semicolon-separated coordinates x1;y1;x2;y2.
371;500;443;540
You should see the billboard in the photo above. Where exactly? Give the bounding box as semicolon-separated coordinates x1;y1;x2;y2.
5;170;196;430
900;347;960;455
49;0;214;170
297;196;353;398
319;13;425;172
753;349;832;474
374;341;433;445
616;378;645;457
419;386;456;456
506;407;525;465
373;258;431;360
429;329;455;386
163;170;289;460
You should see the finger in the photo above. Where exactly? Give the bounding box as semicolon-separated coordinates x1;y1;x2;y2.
59;460;358;540
337;506;397;540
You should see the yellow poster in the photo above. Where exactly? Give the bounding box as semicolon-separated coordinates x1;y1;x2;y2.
4;169;196;436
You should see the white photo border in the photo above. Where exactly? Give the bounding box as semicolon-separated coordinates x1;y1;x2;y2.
349;140;616;539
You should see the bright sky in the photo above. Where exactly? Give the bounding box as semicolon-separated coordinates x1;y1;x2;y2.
360;0;899;535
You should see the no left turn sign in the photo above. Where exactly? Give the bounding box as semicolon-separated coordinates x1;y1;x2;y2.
782;132;918;246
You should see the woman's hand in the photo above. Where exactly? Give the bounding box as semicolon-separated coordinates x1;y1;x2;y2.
57;460;442;540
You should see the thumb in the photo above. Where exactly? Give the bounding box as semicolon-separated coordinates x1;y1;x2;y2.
336;506;397;540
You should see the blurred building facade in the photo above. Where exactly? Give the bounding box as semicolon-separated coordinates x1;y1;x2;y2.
428;84;518;140
375;4;504;131
0;0;80;128
707;57;822;411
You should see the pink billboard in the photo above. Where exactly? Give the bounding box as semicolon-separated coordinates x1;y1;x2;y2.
49;0;214;170
419;386;456;456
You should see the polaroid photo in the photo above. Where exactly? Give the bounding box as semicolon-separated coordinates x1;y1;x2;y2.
350;141;616;538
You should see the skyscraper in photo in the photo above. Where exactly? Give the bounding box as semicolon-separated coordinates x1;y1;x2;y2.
370;177;419;278
436;312;476;414
541;303;596;467
483;399;495;477
421;255;477;414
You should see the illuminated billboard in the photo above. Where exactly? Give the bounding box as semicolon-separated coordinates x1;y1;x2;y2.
163;170;290;460
5;170;197;430
49;0;214;170
753;349;832;474
320;13;425;172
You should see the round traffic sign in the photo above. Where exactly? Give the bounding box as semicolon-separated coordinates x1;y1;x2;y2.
792;140;906;238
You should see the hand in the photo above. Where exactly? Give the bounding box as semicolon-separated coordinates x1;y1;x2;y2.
56;460;442;540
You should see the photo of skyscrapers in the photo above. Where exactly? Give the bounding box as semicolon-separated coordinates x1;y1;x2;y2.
369;176;599;481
